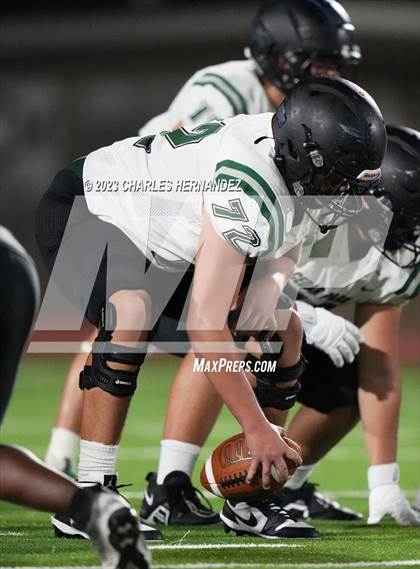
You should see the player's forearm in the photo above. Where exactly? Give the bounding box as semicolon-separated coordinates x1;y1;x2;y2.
188;326;269;432
265;252;298;286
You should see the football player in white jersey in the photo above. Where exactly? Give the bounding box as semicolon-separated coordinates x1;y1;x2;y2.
140;125;420;536
36;77;385;539
139;0;360;135
276;125;420;527
44;0;362;514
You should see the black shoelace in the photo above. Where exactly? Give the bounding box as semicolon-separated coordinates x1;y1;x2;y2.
171;482;213;512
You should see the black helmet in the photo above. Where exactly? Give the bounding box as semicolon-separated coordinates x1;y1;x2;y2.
368;125;420;268
272;77;386;231
248;0;361;92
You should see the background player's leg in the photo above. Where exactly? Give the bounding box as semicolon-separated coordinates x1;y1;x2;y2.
45;323;97;475
287;404;360;466
274;404;363;521
274;338;363;521
163;352;223;443
355;304;419;525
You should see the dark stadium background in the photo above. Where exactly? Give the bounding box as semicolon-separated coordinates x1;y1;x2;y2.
1;0;419;362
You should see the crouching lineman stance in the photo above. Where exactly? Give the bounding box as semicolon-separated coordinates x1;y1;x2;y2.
44;0;361;499
35;77;386;539
277;125;420;526
140;125;419;536
0;226;150;569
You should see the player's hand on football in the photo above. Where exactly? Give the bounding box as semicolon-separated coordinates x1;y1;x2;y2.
245;422;302;489
368;484;420;526
297;302;363;367
235;275;283;336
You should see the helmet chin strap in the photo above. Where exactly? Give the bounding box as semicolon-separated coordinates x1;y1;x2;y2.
319;223;337;234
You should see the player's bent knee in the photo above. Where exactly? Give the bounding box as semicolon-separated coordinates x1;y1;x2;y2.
109;289;151;329
79;303;146;397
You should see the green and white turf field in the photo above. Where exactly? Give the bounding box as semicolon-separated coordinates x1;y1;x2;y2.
0;355;419;569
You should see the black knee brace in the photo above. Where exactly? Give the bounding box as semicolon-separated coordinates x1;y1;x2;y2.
79;304;146;397
246;337;306;410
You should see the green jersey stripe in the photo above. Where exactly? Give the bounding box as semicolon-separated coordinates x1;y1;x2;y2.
202;73;248;114
192;80;240;115
216;159;284;249
407;282;420;300
214;173;279;254
190;105;209;121
393;263;420;297
216;166;281;252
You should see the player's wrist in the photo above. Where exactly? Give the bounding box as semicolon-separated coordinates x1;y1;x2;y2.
368;462;399;490
242;414;272;437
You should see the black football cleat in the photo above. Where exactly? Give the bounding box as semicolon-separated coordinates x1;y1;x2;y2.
52;475;163;541
52;511;89;539
140;471;220;526
220;498;319;538
69;484;151;569
277;482;363;521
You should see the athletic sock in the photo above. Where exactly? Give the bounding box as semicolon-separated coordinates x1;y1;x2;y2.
284;462;319;490
156;439;201;485
78;439;119;484
45;427;80;474
368;462;399;490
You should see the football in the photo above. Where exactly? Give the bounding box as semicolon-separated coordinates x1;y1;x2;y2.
200;430;301;501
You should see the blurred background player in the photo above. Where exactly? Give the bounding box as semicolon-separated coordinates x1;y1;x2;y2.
137;0;359;133
44;0;362;518
0;225;150;569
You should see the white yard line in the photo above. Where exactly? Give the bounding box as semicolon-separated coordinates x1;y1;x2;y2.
2;562;419;569
149;543;301;550
152;563;420;569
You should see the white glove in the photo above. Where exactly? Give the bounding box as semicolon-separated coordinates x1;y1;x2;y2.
367;463;420;525
296;301;363;368
368;485;420;525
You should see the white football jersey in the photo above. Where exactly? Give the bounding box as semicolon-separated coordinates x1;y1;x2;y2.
139;60;273;135
83;114;317;269
293;224;420;307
